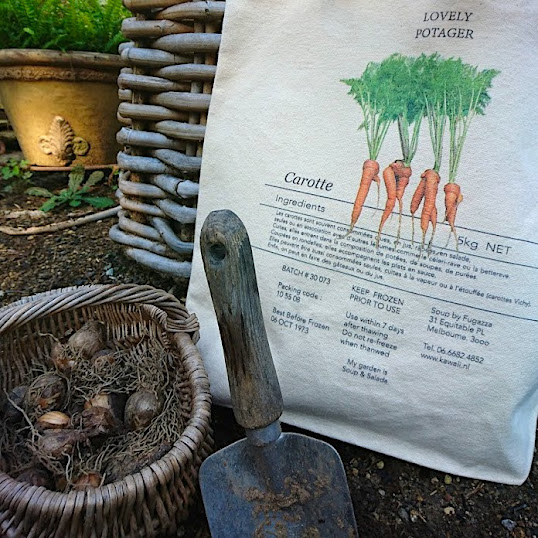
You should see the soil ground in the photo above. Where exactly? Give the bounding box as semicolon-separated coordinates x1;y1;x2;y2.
0;169;536;537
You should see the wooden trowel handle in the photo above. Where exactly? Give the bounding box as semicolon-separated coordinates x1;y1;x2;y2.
201;210;283;431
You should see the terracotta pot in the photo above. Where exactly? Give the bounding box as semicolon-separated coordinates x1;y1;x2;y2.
0;49;123;167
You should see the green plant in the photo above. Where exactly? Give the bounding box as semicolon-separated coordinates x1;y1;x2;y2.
27;166;116;212
342;61;394;162
1;158;33;194
377;54;425;168
443;60;499;183
0;0;129;53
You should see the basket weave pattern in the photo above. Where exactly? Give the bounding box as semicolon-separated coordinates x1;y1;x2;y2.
111;0;225;278
0;284;212;537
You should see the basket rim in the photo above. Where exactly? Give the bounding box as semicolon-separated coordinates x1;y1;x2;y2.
0;283;199;340
0;284;211;510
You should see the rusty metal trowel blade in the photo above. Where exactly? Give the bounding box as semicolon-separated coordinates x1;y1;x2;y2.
199;431;357;537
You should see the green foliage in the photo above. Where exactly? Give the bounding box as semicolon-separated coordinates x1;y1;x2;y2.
27;165;116;212
0;158;33;194
342;62;394;161
0;0;129;53
433;57;499;180
377;54;425;165
417;54;449;172
343;53;499;171
377;54;425;124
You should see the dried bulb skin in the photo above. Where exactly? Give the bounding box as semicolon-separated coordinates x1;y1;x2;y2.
67;320;106;359
91;349;116;373
84;394;112;410
124;391;162;431
38;430;84;459
72;471;103;490
81;406;122;438
36;411;71;431
25;374;66;414
50;341;65;362
49;342;74;371
84;392;127;422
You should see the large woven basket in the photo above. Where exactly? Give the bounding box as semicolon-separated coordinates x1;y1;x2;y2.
110;0;225;279
0;284;212;537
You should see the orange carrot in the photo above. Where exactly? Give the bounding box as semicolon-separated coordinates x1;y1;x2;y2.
410;178;426;216
427;205;439;253
430;206;438;232
444;182;463;248
420;169;440;246
409;177;426;244
392;161;412;244
444;182;462;233
348;159;380;234
392;161;412;209
376;164;397;246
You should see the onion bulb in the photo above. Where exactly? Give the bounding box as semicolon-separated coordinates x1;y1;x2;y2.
124;391;162;431
49;341;73;371
38;430;84;459
36;411;70;431
81;406;121;438
67;320;105;359
84;394;111;410
72;471;103;490
84;392;126;422
25;373;66;414
91;349;115;373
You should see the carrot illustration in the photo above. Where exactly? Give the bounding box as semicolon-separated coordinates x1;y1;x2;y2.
410;179;426;215
344;54;498;249
394;161;411;208
375;160;413;246
376;55;425;245
347;159;380;235
392;160;412;244
410;177;426;244
342;62;392;236
418;54;447;254
430;206;438;233
376;164;397;246
443;61;498;248
420;169;440;251
444;182;463;247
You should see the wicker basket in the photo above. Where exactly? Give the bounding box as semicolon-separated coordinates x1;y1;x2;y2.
0;284;212;537
110;0;225;278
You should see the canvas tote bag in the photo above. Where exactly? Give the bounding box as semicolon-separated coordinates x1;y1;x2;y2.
187;0;538;484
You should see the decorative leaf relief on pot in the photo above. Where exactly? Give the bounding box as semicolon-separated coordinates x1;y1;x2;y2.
38;116;90;164
38;116;74;164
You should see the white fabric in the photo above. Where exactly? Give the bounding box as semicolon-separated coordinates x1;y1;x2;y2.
187;0;538;484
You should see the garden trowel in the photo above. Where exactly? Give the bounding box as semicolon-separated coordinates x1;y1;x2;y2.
199;209;358;537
